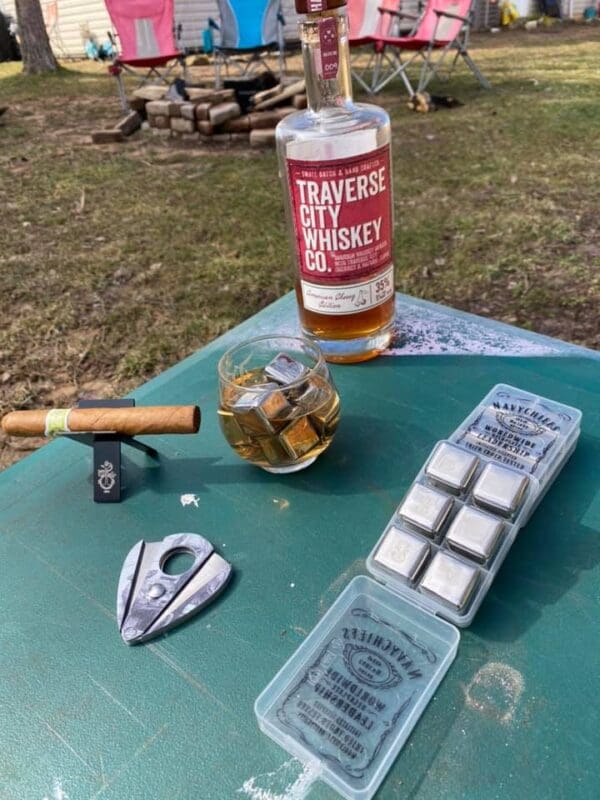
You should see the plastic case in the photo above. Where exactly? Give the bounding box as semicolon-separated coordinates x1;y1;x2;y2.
255;385;581;800
255;576;459;800
367;384;581;627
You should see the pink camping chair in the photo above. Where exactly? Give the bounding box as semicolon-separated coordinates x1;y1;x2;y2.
104;0;185;111
347;0;401;93
363;0;491;96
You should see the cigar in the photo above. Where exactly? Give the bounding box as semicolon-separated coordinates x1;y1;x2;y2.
1;406;201;437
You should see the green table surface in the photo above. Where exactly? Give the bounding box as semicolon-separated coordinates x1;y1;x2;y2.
1;294;599;800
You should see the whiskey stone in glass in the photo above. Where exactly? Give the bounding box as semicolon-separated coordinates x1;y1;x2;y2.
218;336;340;474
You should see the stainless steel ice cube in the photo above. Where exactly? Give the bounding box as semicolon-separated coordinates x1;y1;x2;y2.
375;527;430;582
264;353;309;385
419;551;479;610
279;415;320;459
425;443;478;493
445;506;504;563
398;483;454;536
472;463;529;516
232;384;290;435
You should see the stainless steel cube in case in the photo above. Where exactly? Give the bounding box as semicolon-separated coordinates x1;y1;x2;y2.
425;443;479;493
420;551;479;610
398;483;454;537
445;506;504;563
375;526;430;582
472;463;529;516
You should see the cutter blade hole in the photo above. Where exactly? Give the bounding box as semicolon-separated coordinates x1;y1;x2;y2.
161;548;196;575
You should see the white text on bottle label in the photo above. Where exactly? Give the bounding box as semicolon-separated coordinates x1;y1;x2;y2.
287;145;394;308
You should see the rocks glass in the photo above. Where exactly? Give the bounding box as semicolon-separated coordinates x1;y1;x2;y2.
217;335;340;473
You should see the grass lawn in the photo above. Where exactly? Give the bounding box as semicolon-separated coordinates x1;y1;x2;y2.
0;25;599;469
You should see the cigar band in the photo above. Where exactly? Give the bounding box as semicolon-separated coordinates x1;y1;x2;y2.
45;408;72;437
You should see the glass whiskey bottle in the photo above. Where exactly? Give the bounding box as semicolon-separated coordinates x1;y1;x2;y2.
276;0;395;363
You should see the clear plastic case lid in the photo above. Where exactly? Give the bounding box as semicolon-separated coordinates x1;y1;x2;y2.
255;576;459;800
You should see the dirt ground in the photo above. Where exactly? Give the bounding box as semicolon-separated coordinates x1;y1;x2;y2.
0;24;599;470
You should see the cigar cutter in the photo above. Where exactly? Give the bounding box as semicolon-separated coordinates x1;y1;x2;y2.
117;532;232;645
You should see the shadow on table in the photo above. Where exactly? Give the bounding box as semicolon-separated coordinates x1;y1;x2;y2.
380;636;490;798
471;431;600;644
123;413;427;498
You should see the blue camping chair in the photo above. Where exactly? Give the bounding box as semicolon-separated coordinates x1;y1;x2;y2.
209;0;286;87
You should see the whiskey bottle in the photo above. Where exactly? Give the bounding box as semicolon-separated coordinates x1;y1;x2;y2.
276;0;395;363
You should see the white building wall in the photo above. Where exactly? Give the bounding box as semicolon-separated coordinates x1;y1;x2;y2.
0;0;16;20
48;0;113;57
1;0;589;59
1;0;301;58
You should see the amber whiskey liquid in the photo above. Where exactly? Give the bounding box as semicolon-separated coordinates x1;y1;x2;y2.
277;0;395;363
218;367;340;473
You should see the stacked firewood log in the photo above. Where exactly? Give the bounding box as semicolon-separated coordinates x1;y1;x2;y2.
91;80;307;148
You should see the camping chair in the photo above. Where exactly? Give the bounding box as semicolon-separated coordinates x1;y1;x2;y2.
364;0;491;96
347;0;401;94
104;0;185;111
209;0;286;88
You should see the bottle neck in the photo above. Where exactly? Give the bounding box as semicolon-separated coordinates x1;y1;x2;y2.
300;10;353;113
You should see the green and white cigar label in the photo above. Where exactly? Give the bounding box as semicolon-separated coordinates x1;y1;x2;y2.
45;408;71;437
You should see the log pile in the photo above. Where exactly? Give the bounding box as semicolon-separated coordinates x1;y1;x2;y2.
91;80;307;148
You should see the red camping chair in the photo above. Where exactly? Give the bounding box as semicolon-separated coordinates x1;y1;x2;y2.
347;0;401;94
104;0;185;111
363;0;490;96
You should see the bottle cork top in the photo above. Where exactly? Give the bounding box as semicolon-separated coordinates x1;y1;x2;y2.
295;0;346;13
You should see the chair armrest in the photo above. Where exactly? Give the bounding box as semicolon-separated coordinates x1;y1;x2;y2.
378;7;419;19
433;9;470;22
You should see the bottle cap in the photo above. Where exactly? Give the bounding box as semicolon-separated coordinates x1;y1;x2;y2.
295;0;346;13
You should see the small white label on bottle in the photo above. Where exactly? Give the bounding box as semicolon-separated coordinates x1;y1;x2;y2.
301;265;394;315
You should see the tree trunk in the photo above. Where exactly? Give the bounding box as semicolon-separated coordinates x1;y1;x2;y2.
15;0;58;74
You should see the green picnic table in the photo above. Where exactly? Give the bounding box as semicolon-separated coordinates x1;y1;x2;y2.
1;293;598;800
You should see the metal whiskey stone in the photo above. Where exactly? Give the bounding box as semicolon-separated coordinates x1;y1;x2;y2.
308;381;340;433
398;483;454;537
232;384;291;435
425;443;479;493
258;435;290;466
445;506;504;563
419;551;479;610
375;527;430;582
472;463;529;516
217;409;249;446
264;352;309;385
279;415;320;460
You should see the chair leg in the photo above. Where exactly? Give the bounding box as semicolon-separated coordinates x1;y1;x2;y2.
180;55;190;83
373;52;416;96
114;71;129;114
398;67;416;97
460;48;491;89
350;49;374;94
215;51;223;89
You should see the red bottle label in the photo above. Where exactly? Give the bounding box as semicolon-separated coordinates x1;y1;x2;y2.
317;17;339;79
287;145;393;284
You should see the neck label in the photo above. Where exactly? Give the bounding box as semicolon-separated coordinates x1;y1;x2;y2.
318;16;339;79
